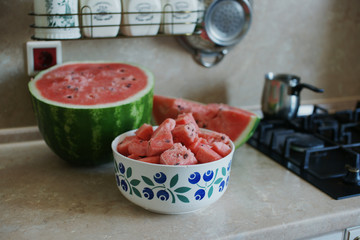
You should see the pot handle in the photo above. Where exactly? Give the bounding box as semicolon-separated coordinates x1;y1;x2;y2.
292;83;324;95
194;49;229;68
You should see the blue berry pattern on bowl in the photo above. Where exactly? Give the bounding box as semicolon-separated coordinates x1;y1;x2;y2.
114;159;232;204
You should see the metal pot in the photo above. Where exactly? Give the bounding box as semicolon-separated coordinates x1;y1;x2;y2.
176;0;253;68
261;72;324;120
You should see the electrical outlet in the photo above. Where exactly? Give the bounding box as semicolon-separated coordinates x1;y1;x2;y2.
26;41;62;76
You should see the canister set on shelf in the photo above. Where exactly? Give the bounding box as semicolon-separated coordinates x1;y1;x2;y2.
32;0;203;39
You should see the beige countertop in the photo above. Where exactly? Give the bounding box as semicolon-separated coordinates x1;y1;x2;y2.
1;129;360;240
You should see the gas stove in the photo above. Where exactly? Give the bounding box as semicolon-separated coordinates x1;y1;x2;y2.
247;102;360;199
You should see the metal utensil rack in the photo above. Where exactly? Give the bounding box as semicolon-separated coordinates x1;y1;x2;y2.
29;7;205;40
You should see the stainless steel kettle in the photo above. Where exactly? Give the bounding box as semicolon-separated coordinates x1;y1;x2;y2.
261;72;324;120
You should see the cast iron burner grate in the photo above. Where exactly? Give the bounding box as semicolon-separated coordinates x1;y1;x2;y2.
247;102;360;199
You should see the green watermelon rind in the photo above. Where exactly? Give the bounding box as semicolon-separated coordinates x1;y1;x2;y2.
29;61;154;166
233;114;260;149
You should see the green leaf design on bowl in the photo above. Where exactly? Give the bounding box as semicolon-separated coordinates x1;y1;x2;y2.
142;176;154;186
115;160;231;203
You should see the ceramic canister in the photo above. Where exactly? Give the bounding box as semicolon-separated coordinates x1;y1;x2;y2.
80;0;121;38
34;0;81;39
121;0;162;36
160;0;198;34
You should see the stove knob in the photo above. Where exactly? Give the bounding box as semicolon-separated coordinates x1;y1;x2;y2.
343;165;360;186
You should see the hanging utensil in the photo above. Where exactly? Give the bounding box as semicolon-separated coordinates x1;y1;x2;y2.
177;0;253;68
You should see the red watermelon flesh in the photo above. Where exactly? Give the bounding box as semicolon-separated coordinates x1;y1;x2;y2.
188;137;209;154
175;113;200;131
116;115;234;165
135;123;153;140
153;95;206;123
160;143;198;165
128;137;148;157
211;142;232;157
196;145;222;163
172;123;199;147
35;63;149;105
117;135;137;156
152;95;260;148
127;154;141;160
137;156;160;164
199;130;230;145
147;118;176;156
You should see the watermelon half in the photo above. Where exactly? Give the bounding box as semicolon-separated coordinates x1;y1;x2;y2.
152;95;260;149
28;62;154;166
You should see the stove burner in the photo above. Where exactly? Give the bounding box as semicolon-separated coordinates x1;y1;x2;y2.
289;133;325;152
247;101;360;199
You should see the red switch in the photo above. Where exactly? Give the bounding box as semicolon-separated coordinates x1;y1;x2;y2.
26;41;62;76
33;48;57;71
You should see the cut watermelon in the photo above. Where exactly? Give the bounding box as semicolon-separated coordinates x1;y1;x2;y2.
137;156;160;164
152;95;260;148
175;113;199;131
117;135;137;156
198;129;230;145
188;137;209;154
172;123;199;147
160;143;198;165
147;118;175;156
135;123;153;140
115;117;234;165
128;137;148;157
211;141;232;157
196;145;222;163
28;62;154;166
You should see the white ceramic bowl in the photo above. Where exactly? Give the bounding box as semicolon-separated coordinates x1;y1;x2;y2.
111;128;235;214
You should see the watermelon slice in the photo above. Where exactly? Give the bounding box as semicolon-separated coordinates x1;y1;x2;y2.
147;118;175;156
211;142;232;157
138;156;160;164
196;145;222;163
135;123;153;140
188;137;209;154
172;123;199;146
117;135;137;156
128;137;148;157
152;95;260;148
28;62;154;166
160;143;198;165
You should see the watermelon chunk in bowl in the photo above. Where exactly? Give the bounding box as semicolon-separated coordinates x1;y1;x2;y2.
111;126;235;214
28;61;154;166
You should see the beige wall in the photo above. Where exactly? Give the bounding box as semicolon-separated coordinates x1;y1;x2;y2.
0;0;359;129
